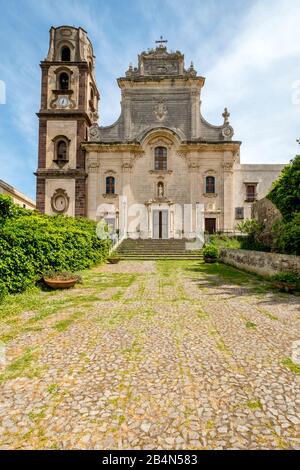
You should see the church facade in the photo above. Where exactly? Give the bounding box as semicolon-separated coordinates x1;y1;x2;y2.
36;26;285;238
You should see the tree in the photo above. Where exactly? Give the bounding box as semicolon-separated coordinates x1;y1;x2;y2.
0;194;31;222
0;194;15;220
266;154;300;254
271;212;300;256
267;155;300;221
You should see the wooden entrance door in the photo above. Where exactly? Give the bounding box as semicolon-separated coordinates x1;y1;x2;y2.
205;218;216;234
153;210;168;239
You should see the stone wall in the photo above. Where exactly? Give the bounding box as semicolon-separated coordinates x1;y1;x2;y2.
220;248;300;277
252;197;282;247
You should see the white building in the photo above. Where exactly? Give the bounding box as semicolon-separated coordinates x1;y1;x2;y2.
36;26;284;237
0;179;36;210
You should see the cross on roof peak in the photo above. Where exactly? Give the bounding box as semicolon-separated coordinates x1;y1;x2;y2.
155;35;168;47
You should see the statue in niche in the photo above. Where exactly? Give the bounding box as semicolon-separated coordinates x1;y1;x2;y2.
158;182;164;198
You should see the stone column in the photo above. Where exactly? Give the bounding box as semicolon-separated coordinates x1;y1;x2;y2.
86;153;100;220
222;155;234;232
191;89;200;139
123;92;131;141
169;206;174;238
119;195;128;239
121;158;133;237
188;156;200;237
146;204;152;239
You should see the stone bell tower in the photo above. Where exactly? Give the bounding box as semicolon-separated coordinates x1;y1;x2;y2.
35;25;99;216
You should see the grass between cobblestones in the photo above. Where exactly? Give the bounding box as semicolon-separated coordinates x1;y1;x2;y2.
0;259;299;449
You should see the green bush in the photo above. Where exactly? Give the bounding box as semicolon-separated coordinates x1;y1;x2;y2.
0;281;8;303
0;195;111;297
271;272;300;291
236;219;270;252
0;194;32;222
271;272;299;284
267;155;300;221
203;244;219;259
0;194;15;220
210;234;241;250
238;236;270;252
265;155;300;255
236;219;264;237
271;212;300;255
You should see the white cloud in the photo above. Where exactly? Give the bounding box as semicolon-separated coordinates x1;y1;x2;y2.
95;0;300;163
1;0;299;201
198;0;300;163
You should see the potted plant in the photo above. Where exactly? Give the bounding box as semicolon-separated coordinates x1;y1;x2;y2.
271;272;299;293
203;244;219;263
107;253;121;264
43;271;82;289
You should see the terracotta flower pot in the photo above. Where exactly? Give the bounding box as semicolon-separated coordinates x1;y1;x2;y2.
43;277;78;289
107;257;121;264
272;281;297;293
204;257;217;263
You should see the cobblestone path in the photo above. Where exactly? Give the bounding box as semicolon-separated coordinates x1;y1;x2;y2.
0;260;299;449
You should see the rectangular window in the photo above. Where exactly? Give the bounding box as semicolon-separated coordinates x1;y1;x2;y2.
206;176;215;194
106;177;115;194
235;207;244;219
246;184;256;202
155;159;167;171
155;147;167;170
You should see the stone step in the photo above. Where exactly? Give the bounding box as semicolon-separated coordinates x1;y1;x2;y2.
121;256;203;263
119;252;202;256
120;245;190;250
116;239;202;260
118;249;200;253
118;241;192;246
117;248;203;252
118;252;203;256
122;242;189;245
119;257;202;260
119;254;203;259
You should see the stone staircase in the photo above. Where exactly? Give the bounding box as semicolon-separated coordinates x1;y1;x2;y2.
116;239;203;260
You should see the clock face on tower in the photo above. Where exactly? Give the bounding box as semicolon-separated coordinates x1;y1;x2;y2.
50;94;75;110
57;96;71;108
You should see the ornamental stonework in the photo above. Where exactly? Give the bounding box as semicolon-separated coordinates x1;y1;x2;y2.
222;125;234;140
86;156;99;173
153;98;168;122
89;124;101;141
51;188;70;214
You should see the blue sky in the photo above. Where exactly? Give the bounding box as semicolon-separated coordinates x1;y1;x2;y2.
0;0;300;200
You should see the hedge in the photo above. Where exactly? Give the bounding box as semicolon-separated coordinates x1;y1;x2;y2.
0;196;111;297
267;155;300;222
271;212;300;256
266;155;300;255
